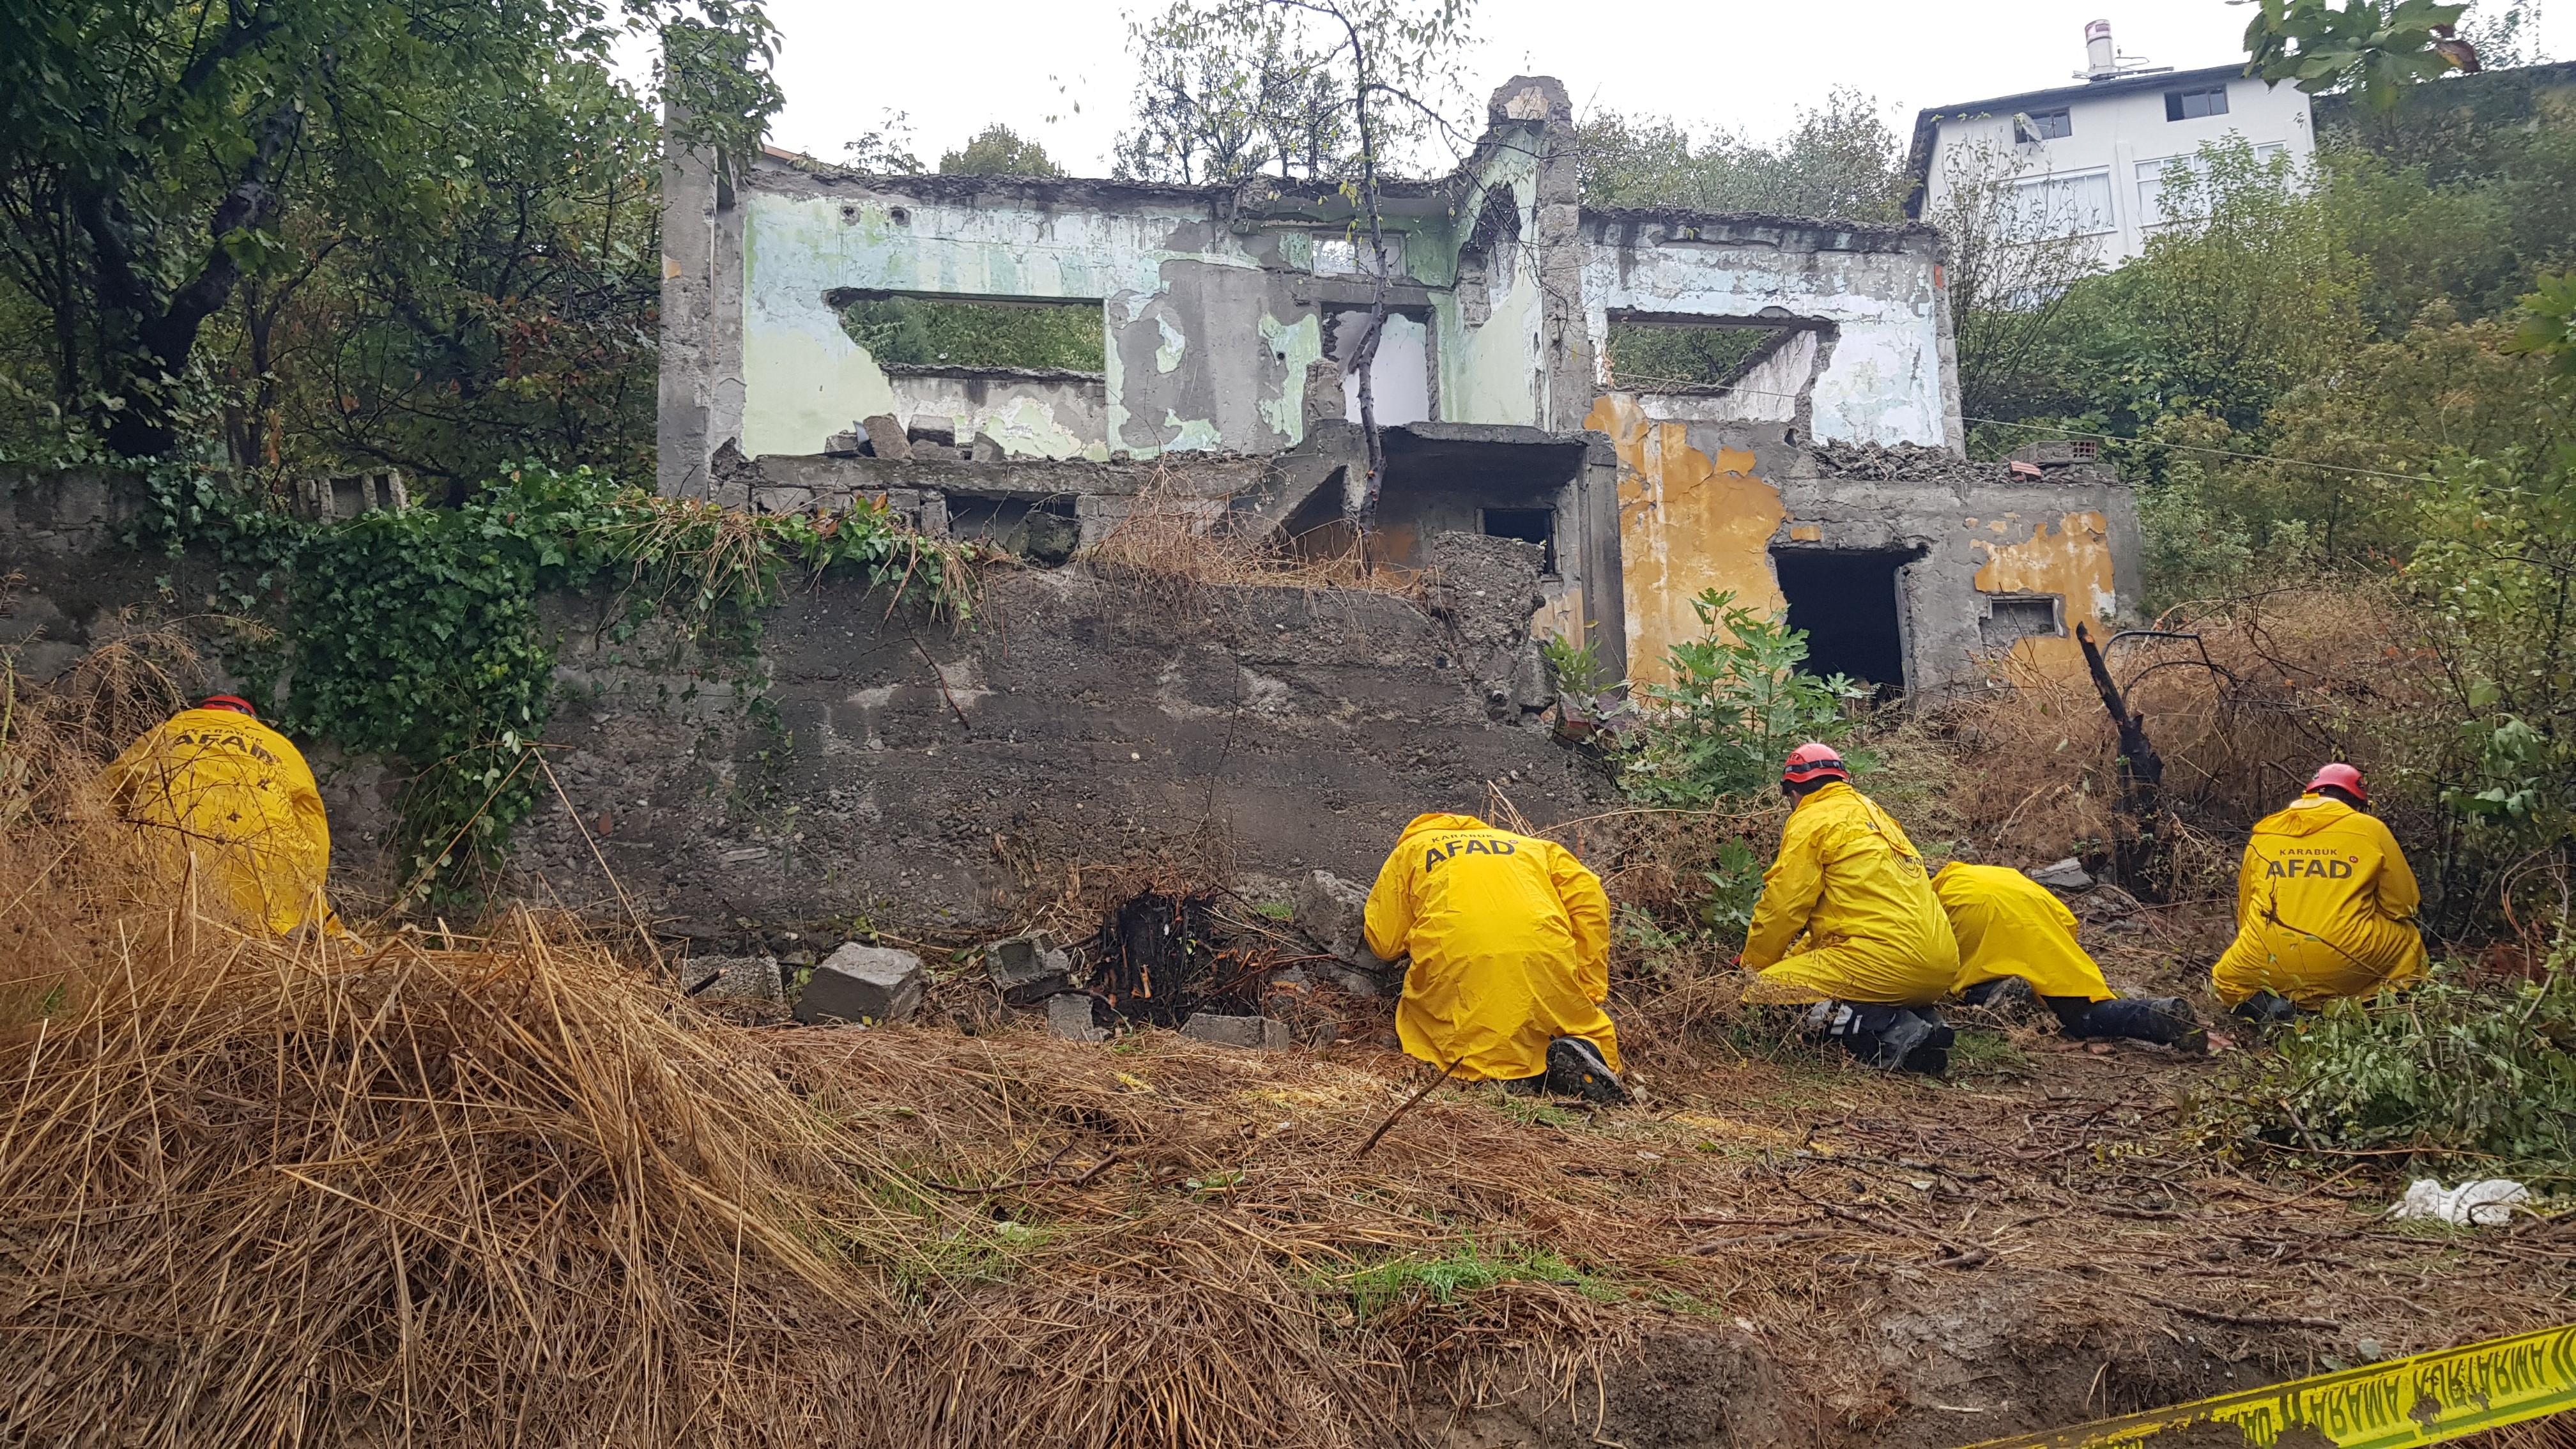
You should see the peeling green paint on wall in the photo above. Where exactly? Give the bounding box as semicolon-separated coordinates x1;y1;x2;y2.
1155;316;1186;373
1439;265;1544;427
1258;312;1322;444
983;395;1104;461
1161;413;1225;451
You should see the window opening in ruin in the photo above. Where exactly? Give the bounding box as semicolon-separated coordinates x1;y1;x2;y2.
1480;507;1555;574
1328;309;1432;424
1772;549;1912;693
1980;594;2063;648
826;290;1106;373
1603;321;1800;393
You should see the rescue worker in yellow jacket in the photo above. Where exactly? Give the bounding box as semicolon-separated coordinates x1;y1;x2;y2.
1363;811;1625;1101
2213;763;2423;1019
1933;862;2202;1050
1741;744;1959;1072
100;696;349;940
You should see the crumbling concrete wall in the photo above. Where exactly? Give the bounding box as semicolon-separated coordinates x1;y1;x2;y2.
877;365;1108;461
518;546;1597;937
1583;396;2137;694
1580;213;1963;450
1;469;1603;937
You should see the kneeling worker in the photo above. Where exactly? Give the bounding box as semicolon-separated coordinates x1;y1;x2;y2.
2214;763;2423;1019
1741;744;1959;1072
1932;862;2202;1050
101;694;350;941
1363;811;1625;1101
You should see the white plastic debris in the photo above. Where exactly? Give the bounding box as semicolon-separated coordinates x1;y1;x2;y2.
2389;1177;2529;1227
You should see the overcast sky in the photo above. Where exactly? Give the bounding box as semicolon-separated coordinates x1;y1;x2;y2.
737;0;2563;174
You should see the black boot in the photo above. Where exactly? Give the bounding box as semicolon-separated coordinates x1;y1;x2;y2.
1899;1008;1956;1075
1545;1036;1627;1103
2067;996;2207;1054
2232;992;2299;1026
2225;985;2308;1021
1818;1002;1934;1071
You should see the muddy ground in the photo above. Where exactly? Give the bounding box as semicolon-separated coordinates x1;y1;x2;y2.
725;887;2575;1449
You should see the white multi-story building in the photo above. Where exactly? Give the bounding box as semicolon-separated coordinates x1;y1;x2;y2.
1905;20;2315;264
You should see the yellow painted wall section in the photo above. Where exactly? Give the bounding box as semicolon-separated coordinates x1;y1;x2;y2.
1971;510;2119;678
1586;393;1787;684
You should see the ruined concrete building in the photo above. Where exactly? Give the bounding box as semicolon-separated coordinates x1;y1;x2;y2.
661;75;2137;693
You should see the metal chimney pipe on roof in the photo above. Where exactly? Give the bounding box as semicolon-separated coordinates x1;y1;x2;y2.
2085;20;2119;80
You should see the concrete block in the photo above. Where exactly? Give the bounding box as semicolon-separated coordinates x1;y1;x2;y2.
860;414;909;460
797;943;924;1025
687;954;783;1003
906;415;956;447
824;431;865;458
1180;1013;1291;1050
986;930;1075;1004
1294;870;1403;994
2028;858;2093;891
1046;992;1109;1042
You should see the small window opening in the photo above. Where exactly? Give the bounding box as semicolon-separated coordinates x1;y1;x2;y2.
1980;594;2064;648
1772;549;1910;694
1605;322;1800;392
2165;86;2228;121
1481;507;1556;574
827;291;1105;372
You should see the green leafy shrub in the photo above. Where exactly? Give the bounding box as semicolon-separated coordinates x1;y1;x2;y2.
1620;588;1869;809
2198;963;2576;1171
130;464;971;899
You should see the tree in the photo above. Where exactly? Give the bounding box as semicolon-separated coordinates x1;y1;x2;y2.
1920;136;2106;426
1115;0;1473;537
2058;141;2367;438
272;60;667;494
843;110;925;174
2241;0;2481;110
940;124;1062;177
0;0;778;461
1113;1;1355;185
1572;91;1910;224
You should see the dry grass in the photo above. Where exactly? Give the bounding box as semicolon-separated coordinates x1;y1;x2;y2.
6;646;2573;1448
1897;585;2444;897
1077;464;1425;604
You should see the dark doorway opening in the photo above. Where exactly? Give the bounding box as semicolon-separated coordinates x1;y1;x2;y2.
1772;549;1910;692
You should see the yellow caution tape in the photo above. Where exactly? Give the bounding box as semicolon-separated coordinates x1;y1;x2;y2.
1958;1322;2576;1449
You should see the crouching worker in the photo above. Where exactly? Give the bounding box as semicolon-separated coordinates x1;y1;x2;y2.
1363;812;1625;1101
100;695;352;943
1741;744;1959;1073
2214;763;2423;1022
1933;863;2202;1051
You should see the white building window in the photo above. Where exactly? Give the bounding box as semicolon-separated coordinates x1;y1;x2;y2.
2007;169;2115;238
2015;107;2073;142
2165;86;2230;121
2135;143;2287;227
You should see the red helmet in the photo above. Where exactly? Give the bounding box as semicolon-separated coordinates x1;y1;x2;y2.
2307;762;2366;803
1782;742;1850;785
199;694;257;717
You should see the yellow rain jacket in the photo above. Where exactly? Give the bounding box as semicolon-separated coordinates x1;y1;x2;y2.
2212;793;2424;1006
1363;813;1618;1082
1741;781;1958;1005
100;708;345;938
1932;862;2113;1003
